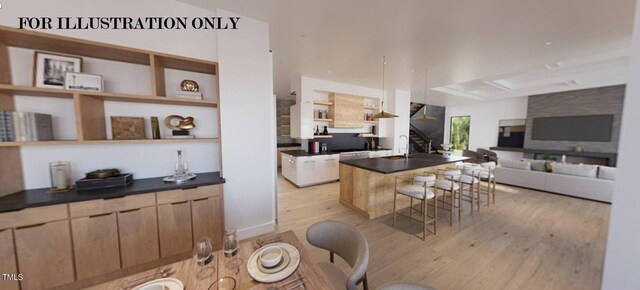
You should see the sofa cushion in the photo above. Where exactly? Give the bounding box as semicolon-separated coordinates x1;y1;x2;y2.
550;163;598;178
499;159;531;170
522;159;547;172
598;166;617;180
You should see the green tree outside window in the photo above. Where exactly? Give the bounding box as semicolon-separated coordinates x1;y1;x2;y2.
450;116;470;150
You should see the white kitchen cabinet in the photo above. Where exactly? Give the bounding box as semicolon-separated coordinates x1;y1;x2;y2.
282;153;340;187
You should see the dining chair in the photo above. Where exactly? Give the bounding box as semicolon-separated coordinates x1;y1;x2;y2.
478;161;497;205
378;282;438;290
306;220;369;290
434;168;461;225
392;174;437;240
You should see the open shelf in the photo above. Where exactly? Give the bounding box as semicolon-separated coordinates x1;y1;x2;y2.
314;118;333;122
0;138;220;147
364;106;379;110
0;25;217;75
312;135;333;139
313;101;333;106
364;120;378;124
0;84;218;107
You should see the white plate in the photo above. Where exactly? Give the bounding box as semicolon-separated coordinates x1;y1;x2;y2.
247;243;300;283
132;278;184;290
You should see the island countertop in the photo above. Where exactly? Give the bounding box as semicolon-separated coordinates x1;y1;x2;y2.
0;171;225;213
339;153;469;174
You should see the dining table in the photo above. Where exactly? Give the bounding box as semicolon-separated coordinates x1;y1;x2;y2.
85;230;333;290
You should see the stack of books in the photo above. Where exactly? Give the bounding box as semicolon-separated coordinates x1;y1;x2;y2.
175;91;203;100
0;111;54;142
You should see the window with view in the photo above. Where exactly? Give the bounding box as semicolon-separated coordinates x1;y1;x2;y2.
450;116;470;150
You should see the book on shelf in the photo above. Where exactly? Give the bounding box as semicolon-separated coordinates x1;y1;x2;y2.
175;91;203;100
0;111;53;142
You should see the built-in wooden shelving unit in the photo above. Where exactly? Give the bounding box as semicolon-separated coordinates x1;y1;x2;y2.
314;118;333;122
313;101;333;106
0;25;222;197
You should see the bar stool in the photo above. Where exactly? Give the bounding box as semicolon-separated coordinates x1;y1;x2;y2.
457;163;481;214
479;161;497;205
393;174;437;240
435;168;461;226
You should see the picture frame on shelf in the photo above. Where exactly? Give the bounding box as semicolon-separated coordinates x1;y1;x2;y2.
111;116;146;140
64;72;103;92
33;51;83;89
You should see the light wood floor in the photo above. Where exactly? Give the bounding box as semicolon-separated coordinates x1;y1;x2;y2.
269;174;610;290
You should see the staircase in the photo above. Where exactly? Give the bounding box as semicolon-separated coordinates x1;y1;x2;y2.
410;102;424;116
408;102;434;153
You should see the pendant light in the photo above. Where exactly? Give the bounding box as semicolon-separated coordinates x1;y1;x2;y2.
372;56;398;119
414;69;437;121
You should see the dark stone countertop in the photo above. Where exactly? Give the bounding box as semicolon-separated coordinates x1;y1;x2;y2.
281;150;340;157
0;172;225;213
277;143;302;148
340;153;469;174
281;148;393;157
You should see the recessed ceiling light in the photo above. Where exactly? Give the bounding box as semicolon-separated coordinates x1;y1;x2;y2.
327;70;331;74
411;69;414;73
364;78;368;80
546;41;553;46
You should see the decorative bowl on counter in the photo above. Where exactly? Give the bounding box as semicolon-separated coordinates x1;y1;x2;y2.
441;144;453;151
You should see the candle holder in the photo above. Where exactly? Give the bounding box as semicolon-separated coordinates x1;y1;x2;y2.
163;150;197;183
49;162;73;193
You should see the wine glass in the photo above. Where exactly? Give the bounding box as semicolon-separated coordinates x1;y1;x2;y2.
194;236;215;279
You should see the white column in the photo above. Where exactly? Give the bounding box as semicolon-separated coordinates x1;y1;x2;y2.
602;1;640;288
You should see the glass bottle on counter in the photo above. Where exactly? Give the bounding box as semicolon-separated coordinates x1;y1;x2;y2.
322;126;329;135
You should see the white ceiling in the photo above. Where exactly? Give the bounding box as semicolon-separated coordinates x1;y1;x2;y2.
180;0;636;105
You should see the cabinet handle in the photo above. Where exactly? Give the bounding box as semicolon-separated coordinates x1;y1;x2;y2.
171;200;189;205
181;186;199;190
119;208;141;214
304;161;315;163
89;212;113;218
192;198;208;202
16;223;46;230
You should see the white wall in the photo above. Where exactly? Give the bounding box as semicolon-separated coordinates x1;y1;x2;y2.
216;9;276;239
444;97;528;158
602;1;640;288
381;90;411;154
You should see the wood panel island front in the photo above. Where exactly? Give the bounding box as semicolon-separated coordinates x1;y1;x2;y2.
339;154;469;219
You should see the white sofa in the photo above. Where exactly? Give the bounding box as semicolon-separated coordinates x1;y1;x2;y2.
495;160;614;203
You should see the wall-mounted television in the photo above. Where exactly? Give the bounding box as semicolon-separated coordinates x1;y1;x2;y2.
532;115;613;142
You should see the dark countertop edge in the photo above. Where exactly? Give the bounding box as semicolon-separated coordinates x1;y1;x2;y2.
277;143;302;148
281;150;340;157
340;156;469;174
282;148;393;157
489;147;525;152
0;172;225;213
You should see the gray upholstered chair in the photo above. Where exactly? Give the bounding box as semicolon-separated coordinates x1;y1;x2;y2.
476;148;498;163
306;220;369;290
377;282;437;290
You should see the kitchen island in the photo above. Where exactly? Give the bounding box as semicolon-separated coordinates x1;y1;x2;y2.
339;154;468;219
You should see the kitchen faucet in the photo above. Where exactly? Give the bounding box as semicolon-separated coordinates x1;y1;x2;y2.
399;135;410;158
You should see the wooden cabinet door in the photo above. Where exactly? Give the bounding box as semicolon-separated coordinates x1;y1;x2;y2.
192;196;224;250
0;229;19;290
71;212;121;280
14;220;75;290
118;206;160;268
330;93;364;128
158;201;193;257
